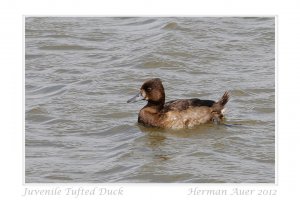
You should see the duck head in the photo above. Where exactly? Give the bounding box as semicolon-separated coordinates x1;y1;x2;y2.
127;78;165;105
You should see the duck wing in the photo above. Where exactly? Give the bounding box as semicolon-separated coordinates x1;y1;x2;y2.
162;98;215;112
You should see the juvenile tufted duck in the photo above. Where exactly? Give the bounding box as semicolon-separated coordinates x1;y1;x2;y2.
127;78;229;129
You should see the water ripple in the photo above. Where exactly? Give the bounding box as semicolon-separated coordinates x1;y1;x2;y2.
25;17;275;183
39;45;96;51
27;84;67;98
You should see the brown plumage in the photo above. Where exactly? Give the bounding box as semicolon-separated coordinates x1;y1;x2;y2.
127;78;229;129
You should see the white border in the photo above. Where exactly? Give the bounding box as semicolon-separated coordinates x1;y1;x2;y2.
2;0;300;200
22;14;277;198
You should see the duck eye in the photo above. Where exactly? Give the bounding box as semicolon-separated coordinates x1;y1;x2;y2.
146;87;152;92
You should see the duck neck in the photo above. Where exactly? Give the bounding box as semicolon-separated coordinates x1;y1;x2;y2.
146;99;165;111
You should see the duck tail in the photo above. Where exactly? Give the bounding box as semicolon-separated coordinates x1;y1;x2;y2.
212;91;230;112
219;91;230;107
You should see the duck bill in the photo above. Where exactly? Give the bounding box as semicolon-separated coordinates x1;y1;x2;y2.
127;92;144;103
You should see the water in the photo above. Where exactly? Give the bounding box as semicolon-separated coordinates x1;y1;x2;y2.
25;17;275;183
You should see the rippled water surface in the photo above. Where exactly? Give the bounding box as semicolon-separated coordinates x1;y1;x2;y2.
25;17;275;183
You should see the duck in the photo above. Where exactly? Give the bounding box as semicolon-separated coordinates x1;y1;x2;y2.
127;78;229;129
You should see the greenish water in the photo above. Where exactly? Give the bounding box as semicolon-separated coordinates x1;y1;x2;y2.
25;17;275;183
